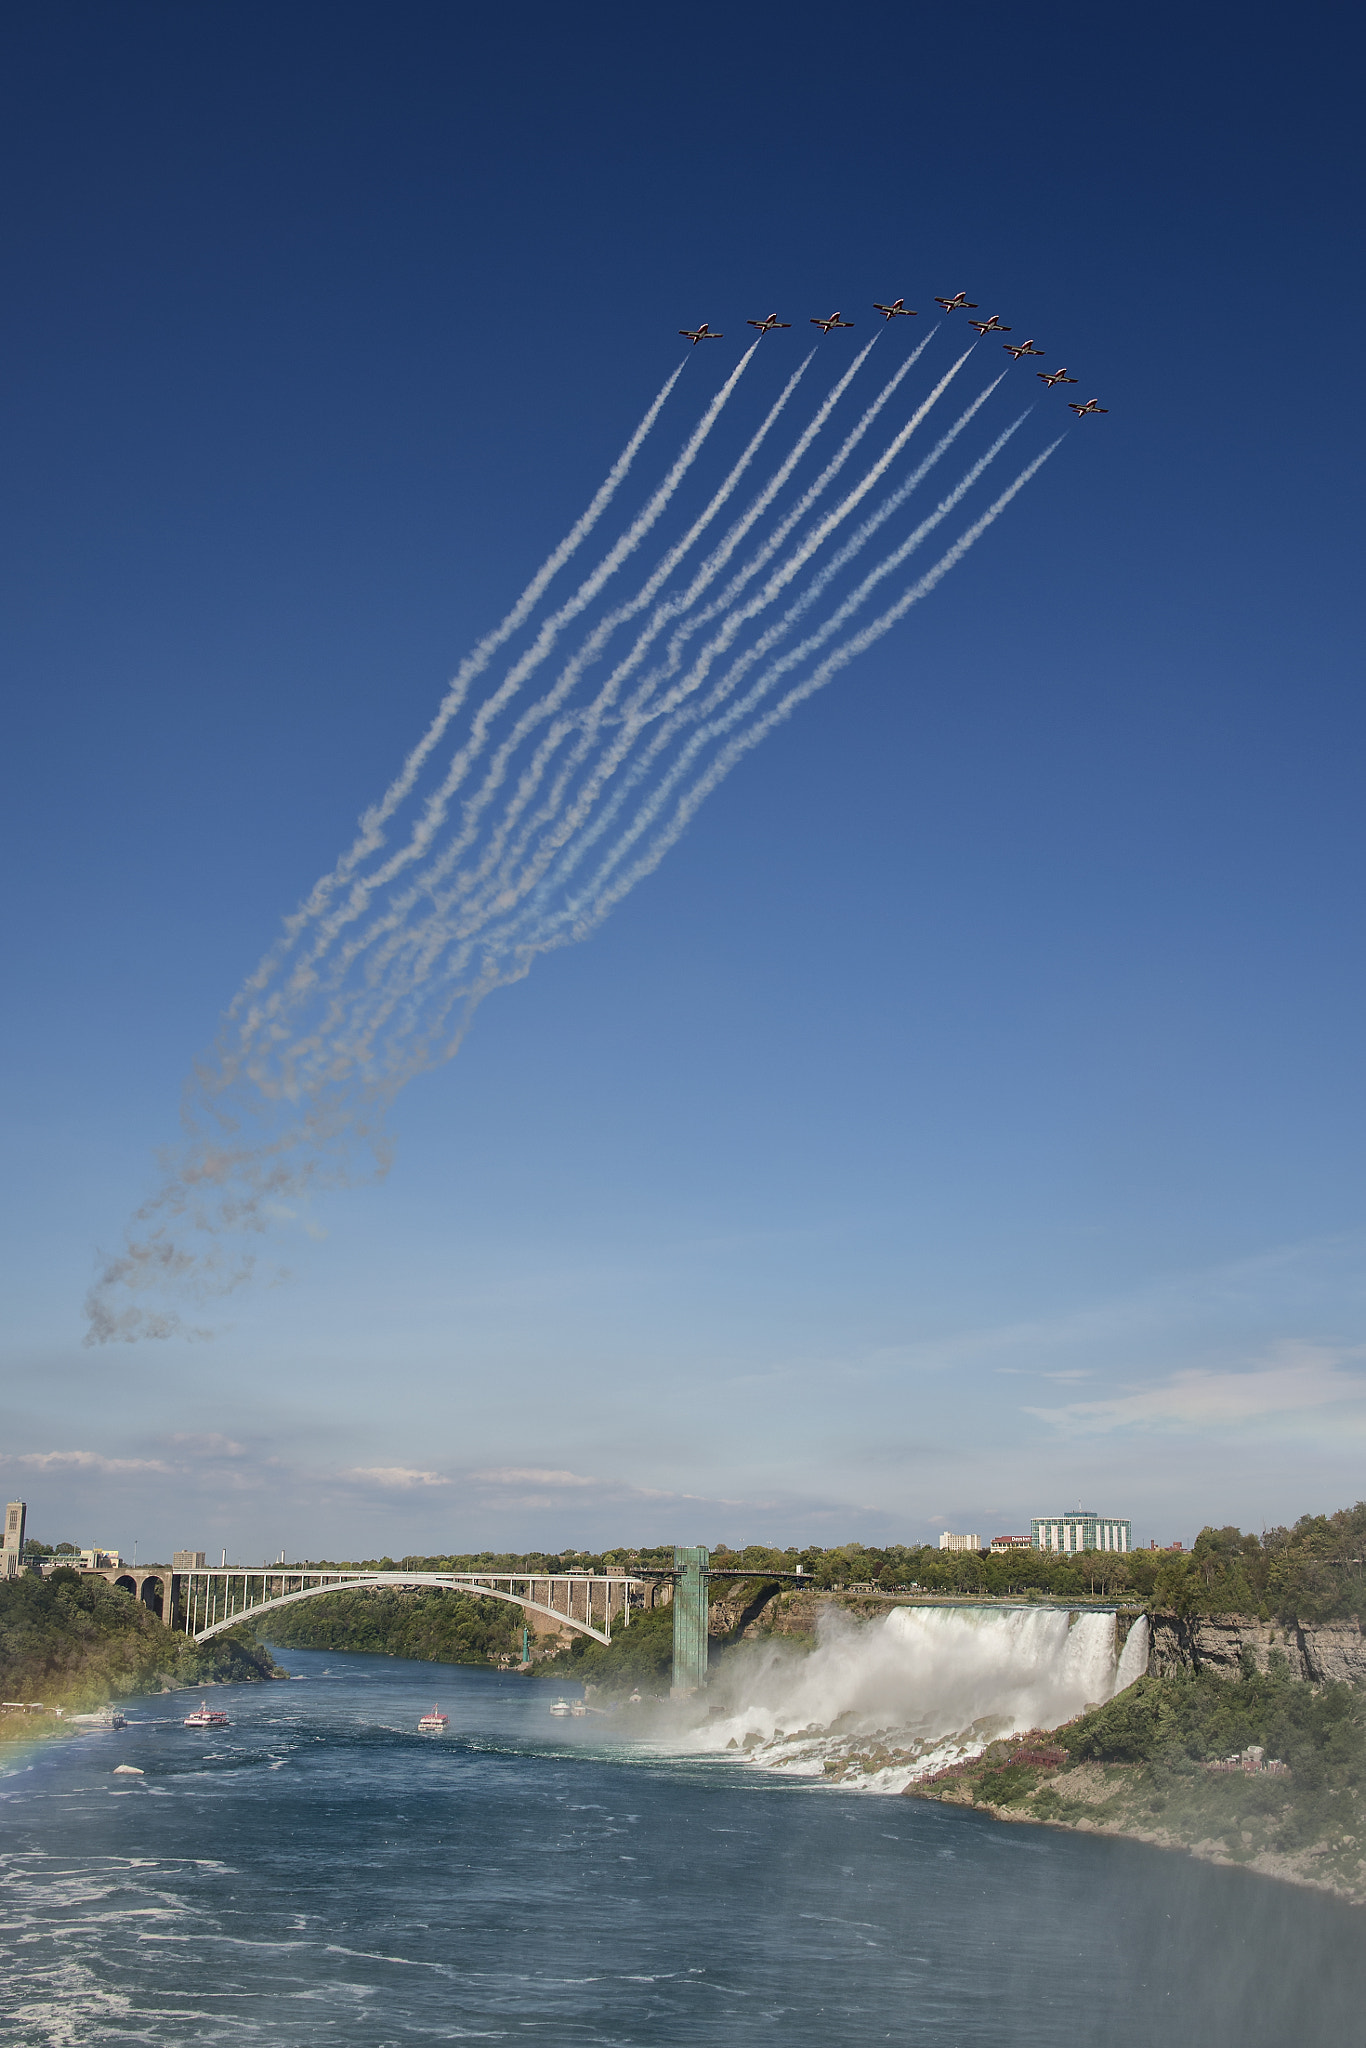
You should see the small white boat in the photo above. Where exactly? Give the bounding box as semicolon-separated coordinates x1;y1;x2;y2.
549;1698;572;1717
183;1701;230;1728
417;1705;449;1732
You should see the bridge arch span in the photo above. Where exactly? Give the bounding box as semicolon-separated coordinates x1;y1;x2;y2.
193;1572;617;1647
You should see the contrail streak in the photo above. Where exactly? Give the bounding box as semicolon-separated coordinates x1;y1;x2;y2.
308;353;819;1014
459;417;1033;973
273;394;1023;1093
232;359;685;1002
415;375;1013;976
565;440;1066;936
245;341;887;1070
323;416;1036;1092
300;352;987;1063
220;347;757;1086
86;332;1066;1343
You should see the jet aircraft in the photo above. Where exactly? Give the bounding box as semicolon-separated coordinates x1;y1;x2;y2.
968;313;1011;335
747;313;791;334
1003;338;1044;358
810;310;854;333
1036;366;1078;387
872;298;917;320
934;292;978;312
1067;398;1109;416
679;323;722;346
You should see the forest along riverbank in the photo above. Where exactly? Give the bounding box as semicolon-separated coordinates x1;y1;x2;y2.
0;1570;282;1746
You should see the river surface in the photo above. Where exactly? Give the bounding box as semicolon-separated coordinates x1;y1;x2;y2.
2;1649;1362;2046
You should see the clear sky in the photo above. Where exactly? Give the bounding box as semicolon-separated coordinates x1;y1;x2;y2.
3;0;1364;1563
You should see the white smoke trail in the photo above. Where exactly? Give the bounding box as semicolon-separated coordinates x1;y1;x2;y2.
236;341;905;1084
87;341;1066;1341
563;439;1064;938
486;415;1034;958
452;373;1010;951
231;359;686;1004
320;430;1054;1090
333;347;976;1029
220;346;759;1086
246;420;1042;1098
293;353;821;1029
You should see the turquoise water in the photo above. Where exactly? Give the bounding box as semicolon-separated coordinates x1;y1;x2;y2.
1;1649;1361;2045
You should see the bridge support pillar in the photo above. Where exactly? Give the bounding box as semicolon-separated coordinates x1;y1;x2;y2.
671;1545;710;1697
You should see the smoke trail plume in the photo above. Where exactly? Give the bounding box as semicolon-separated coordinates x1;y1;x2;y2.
86;338;1063;1342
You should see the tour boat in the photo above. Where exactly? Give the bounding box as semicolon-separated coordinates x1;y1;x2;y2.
183;1701;230;1728
417;1705;449;1732
549;1698;572;1716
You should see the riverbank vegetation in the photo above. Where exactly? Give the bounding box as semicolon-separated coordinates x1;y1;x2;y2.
905;1657;1366;1903
0;1569;280;1723
300;1503;1365;1625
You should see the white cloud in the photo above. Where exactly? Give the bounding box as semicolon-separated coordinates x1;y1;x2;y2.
342;1466;451;1489
6;1450;173;1474
471;1467;600;1489
1026;1343;1366;1437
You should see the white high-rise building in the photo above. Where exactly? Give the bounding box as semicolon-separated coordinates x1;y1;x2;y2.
3;1501;25;1579
1032;1511;1130;1554
938;1531;981;1553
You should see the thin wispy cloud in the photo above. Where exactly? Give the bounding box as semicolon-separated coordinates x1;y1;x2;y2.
471;1467;601;1489
343;1466;452;1489
1026;1343;1366;1438
6;1449;174;1475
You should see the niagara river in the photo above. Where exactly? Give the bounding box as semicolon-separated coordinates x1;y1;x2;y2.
2;1649;1362;2046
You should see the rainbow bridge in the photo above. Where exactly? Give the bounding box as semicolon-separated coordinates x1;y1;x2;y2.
65;1546;755;1695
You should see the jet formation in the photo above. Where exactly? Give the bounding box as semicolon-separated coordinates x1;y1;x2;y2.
679;288;1109;414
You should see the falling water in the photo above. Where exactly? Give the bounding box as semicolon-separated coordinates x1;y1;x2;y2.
672;1603;1149;1792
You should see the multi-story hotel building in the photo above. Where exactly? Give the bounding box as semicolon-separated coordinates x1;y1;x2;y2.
1032;1511;1131;1554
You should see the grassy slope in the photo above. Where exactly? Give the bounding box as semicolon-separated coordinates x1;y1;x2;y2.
0;1569;281;1726
903;1663;1366;1904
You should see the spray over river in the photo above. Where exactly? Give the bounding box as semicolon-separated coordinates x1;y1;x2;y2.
2;1609;1361;2046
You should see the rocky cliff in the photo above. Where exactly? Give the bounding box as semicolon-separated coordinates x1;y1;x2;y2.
1149;1613;1366;1686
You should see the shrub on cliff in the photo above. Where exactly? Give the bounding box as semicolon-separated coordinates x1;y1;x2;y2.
1062;1664;1366;1792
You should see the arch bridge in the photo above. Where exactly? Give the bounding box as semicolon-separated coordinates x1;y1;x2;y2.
63;1547;810;1694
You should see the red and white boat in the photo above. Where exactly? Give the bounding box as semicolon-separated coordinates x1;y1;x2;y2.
417;1705;449;1732
183;1701;230;1728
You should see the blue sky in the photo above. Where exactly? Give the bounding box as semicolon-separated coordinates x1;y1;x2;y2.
3;1;1365;1561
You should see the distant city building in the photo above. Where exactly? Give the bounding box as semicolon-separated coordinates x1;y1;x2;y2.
3;1502;25;1580
938;1532;981;1553
989;1536;1031;1552
78;1547;121;1570
1032;1512;1130;1554
173;1551;206;1571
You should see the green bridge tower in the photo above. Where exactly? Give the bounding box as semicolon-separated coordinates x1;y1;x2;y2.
671;1544;710;1696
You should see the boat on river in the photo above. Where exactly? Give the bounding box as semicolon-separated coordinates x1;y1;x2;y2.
183;1701;230;1728
549;1698;572;1716
417;1705;449;1732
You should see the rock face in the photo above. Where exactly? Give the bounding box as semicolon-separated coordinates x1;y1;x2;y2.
1149;1614;1366;1686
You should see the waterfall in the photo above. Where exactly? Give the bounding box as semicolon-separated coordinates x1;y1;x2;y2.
669;1603;1147;1793
1114;1613;1150;1691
